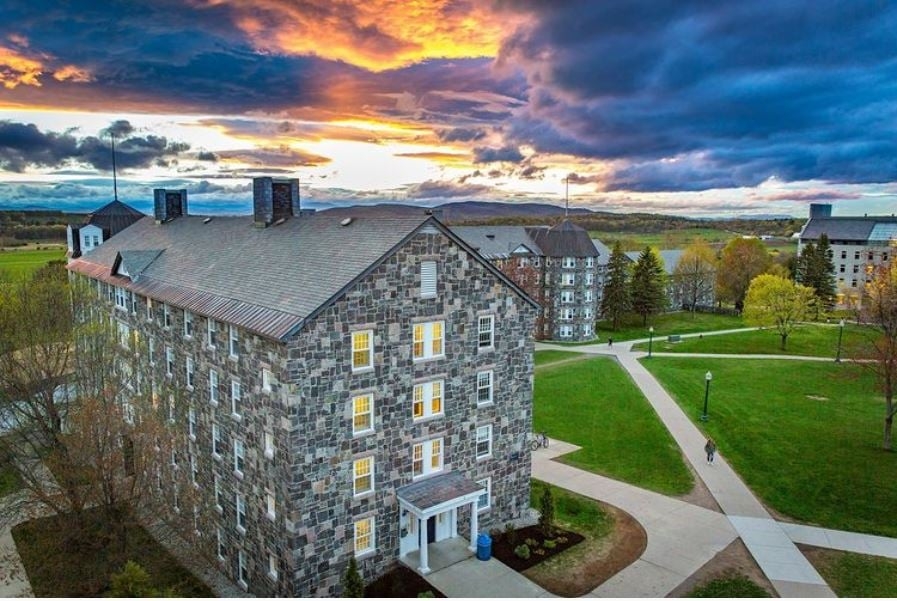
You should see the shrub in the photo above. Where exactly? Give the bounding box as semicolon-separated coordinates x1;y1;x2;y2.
108;561;160;598
342;556;364;597
543;539;557;549
556;535;569;544
513;544;531;560
418;592;436;598
534;548;546;556
539;485;556;537
524;537;539;548
504;522;518;546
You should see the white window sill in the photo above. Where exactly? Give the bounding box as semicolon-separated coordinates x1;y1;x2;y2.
188;434;196;443
215;504;223;514
412;414;444;425
212;452;222;462
233;470;244;480
231;412;242;422
477;401;494;408
264;449;275;460
477;505;492;514
266;511;276;522
237;579;248;591
268;571;278;582
354;549;375;560
228;354;239;362
186;385;194;392
236;525;246;536
477;454;493;461
352;429;374;439
209;399;218;407
412;354;445;364
351;366;374;375
477;346;495;354
353;490;375;500
420;293;436;300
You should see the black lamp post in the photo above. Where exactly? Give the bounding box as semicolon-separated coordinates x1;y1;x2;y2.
648;326;655;358
700;371;712;421
835;319;845;363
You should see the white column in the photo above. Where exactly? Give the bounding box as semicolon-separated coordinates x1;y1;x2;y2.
468;501;478;552
418;516;430;575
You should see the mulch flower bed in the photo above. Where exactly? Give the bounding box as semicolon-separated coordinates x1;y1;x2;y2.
364;563;445;598
490;525;585;572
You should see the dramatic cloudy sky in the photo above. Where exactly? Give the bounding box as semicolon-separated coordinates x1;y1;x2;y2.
1;0;896;216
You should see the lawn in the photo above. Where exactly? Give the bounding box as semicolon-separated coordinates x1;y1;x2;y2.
589;228;734;250
0;248;66;281
597;311;744;343
534;350;585;366
633;322;870;358
12;508;212;597
643;357;897;537
802;546;897;597
534;356;693;495
686;571;771;597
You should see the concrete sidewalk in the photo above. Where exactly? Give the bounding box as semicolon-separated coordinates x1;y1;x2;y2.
424;550;553;598
781;522;897;559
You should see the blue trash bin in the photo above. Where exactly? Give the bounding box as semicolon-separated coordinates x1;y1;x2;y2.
476;532;492;561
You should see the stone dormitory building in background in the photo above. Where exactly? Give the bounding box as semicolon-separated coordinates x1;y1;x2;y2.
66;178;539;596
452;222;610;342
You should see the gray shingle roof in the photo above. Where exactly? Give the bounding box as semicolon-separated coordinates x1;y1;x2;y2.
452;220;604;259
800;217;897;242
624;249;684;275
450;226;537;259
397;471;484;512
525;220;599;257
84;199;145;236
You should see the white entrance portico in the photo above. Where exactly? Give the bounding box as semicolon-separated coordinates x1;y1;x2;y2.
397;472;485;575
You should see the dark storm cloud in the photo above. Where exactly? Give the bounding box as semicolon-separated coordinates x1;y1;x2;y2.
405;179;492;199
0;120;190;172
473;145;524;164
496;0;897;191
438;127;487;143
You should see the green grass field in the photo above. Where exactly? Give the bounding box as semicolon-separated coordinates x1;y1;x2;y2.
686;572;771;597
597;311;745;343
589;228;734;250
0;248;66;281
807;549;897;597
534;355;693;495
643;357;897;537
535;350;586;366
632;322;870;357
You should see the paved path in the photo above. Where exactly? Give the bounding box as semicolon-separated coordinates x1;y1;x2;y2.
424;549;553;598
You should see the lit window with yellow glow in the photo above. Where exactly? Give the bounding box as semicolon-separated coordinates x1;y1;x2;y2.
413;321;444;360
353;456;374;495
353;394;373;434
352;330;373;371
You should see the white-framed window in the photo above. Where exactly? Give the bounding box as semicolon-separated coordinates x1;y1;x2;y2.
354;517;375;556
563;273;575;286
212;422;222;458
186;356;195;389
476;478;491;511
236;493;247;532
146;297;153;321
585;289;593;303
188;407;196;440
131;292;139;314
266;490;276;521
184;311;194;338
584;307;593;319
165;347;174;377
583;323;593;336
586;257;595;268
412;380;443;420
229;324;239;357
586;272;594;285
167;394;176;423
93;234;100;247
114;286;128;310
261;368;274;392
173;485;179;512
353;456;374;495
190;452;198;485
477;370;493;405
216;527;225;561
559;325;574;338
148;336;155;364
351;330;373;371
237;549;248;587
413;321;444;360
117;321;130;349
268;552;278;581
561;290;574;304
264;430;275;459
420;261;437;298
476;425;492;458
563;257;576;268
231;379;242;419
163;304;171;328
209;369;219;405
412;438;443;478
477;315;494;349
207;319;218;348
352;394;374;435
560;308;574;321
233;439;245;477
214;474;222;511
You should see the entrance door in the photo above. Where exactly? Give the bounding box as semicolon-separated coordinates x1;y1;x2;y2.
427;516;436;543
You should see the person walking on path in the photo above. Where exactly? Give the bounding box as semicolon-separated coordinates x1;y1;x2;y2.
608;338;613;348
704;438;717;464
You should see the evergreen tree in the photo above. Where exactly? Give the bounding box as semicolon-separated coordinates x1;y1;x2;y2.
630;246;667;325
796;234;836;317
600;242;631;330
539;484;555;538
342;556;364;597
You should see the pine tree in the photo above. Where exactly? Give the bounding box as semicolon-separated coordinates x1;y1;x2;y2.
539;484;555;538
630;246;667;325
342;556;364;597
796;235;836;317
601;242;631;330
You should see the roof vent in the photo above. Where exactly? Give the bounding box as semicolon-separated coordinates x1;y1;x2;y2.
340;217;354;227
486;234;495;240
203;217;213;224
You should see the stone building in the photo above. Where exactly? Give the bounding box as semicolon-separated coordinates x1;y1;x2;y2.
798;203;896;305
66;199;145;258
453;221;608;341
66;178;539;596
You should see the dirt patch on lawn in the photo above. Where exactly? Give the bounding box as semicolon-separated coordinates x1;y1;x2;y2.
523;501;647;597
676;459;723;512
667;538;777;597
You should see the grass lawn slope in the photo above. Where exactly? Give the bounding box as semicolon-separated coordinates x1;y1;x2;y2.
535;350;585;366
644;357;897;537
0;248;65;281
596;311;744;343
802;547;897;598
535;355;692;495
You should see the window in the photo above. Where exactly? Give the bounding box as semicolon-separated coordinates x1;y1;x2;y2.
117;321;130;349
412;438;443;478
212;423;222;458
229;325;239;357
264;430;275;459
165;347;174;377
586;257;595;268
841;250;847;259
207;319;218;347
261;368;274;392
855;251;860;260
412;381;443;420
563;273;575;286
561;290;574;304
209;369;219;405
477;316;494;349
188;407;196;440
351;330;373;370
584;307;593;319
477;371;493;405
476;478;491;511
233;439;245;476
352;394;373;434
163;304;171;328
146;297;153;321
266;490;276;520
353;456;374;495
236;493;246;531
148;336;155;364
563;257;575;268
92;235;99;247
268;553;278;581
584;290;593;302
586;273;594;285
167;395;176;423
354;517;375;556
869;252;874;261
420;261;437;298
237;549;248;587
186;357;195;389
214;475;222;511
413;321;444;360
559;325;573;338
131;292;139;314
231;380;242;419
560;308;574;321
840;264;845;273
853;264;860;273
115;286;128;310
190;453;198;485
583;323;593;336
184;311;193;338
476;425;492;458
216;528;225;560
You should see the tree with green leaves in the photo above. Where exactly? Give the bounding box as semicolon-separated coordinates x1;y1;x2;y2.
716;238;772;312
630;246;667;325
538;484;555;538
342;556;364;597
796;234;836;318
600;242;631;330
672;240;717;314
743;274;815;350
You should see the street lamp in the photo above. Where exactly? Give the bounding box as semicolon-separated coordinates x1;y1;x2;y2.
648;326;655;358
835;319;845;363
700;371;712;421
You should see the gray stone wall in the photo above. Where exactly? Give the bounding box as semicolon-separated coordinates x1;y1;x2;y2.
541;256;599;341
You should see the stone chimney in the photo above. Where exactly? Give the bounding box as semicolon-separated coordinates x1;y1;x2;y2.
809;203;832;220
154;189;188;224
253;177;300;227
